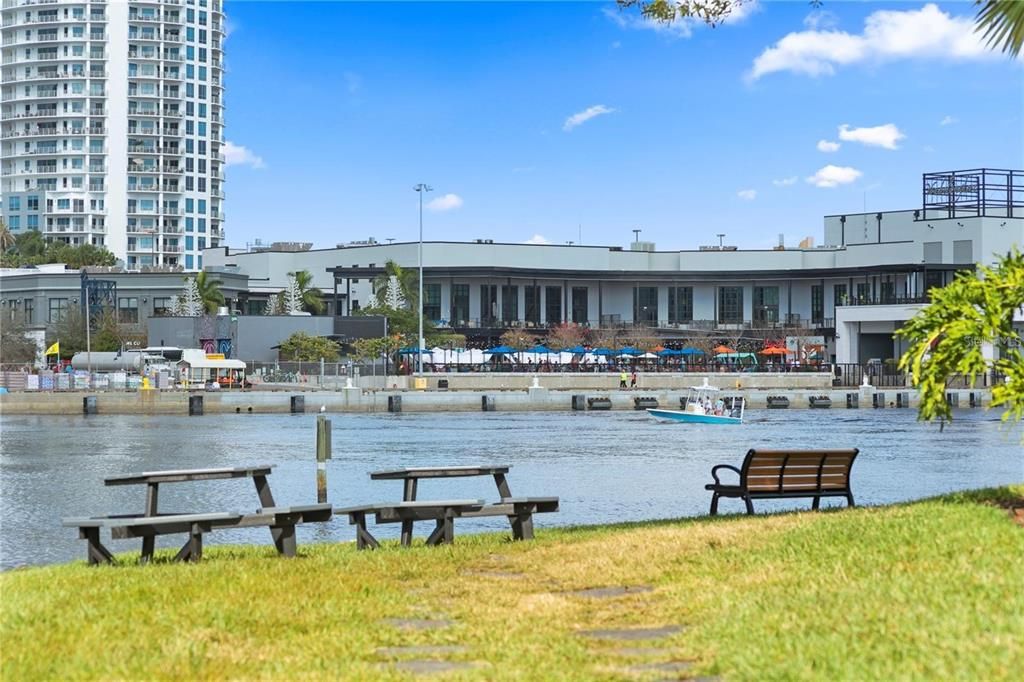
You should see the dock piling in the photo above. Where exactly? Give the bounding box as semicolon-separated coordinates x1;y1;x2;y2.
316;415;331;503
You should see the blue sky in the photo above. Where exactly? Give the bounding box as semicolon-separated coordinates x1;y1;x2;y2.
222;1;1023;250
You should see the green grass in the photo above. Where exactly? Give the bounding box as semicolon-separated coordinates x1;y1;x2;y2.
3;487;1022;681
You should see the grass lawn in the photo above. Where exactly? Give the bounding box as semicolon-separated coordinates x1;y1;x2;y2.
3;486;1022;681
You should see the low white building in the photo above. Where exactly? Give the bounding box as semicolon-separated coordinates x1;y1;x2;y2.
203;169;1023;364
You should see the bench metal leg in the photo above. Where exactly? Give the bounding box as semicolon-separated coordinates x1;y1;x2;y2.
352;512;379;550
273;524;297;558
400;520;414;547
709;493;720;516
188;523;203;562
812;496;821;511
426;520;444;546
846;493;856;508
83;528;114;565
140;537;155;563
744;497;755;515
442;516;454;545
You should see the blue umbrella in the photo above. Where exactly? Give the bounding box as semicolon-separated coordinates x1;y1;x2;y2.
619;346;643;356
484;345;516;355
679;347;705;356
564;345;588;354
657;348;682;357
397;347;430;354
525;344;552;354
591;347;615;356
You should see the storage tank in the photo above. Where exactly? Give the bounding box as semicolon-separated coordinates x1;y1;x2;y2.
70;352;144;372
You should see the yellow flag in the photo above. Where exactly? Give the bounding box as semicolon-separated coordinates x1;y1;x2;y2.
45;341;60;356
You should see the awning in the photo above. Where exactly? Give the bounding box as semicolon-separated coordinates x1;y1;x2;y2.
180;358;246;370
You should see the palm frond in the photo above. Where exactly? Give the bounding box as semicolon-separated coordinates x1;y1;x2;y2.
975;0;1024;58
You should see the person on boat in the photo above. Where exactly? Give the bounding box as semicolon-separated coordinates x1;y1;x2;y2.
715;398;725;415
619;370;628;389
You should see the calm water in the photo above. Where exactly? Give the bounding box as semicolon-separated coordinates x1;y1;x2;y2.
1;410;1021;569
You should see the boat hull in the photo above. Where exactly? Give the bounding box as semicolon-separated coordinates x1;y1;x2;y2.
646;408;743;425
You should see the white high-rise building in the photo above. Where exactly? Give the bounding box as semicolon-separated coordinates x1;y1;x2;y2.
1;0;225;271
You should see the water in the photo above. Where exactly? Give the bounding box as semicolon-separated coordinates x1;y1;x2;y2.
1;410;1021;569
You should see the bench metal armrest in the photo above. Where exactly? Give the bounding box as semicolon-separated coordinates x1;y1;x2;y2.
710;465;742;485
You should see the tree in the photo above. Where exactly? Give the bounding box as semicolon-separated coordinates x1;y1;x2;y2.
194;271;225;314
546;323;587;350
278;332;341;362
0;219;14;253
499;326;534;350
976;0;1024;57
0;313;37;364
45;308;125;359
616;0;752;26
59;244;116;269
289;269;325;314
372;260;418;310
897;250;1024;426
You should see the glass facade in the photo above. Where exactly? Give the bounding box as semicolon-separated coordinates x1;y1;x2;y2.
633;286;658;324
718;286;743;323
753;286;779;324
450;284;470;325
545;286;561;324
668;286;693;324
571;287;588;324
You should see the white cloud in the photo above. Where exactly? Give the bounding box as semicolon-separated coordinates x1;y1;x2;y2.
939;115;958;126
816;139;841;152
737;189;757;200
426;193;463;212
772;176;798;187
611;40;622;49
223;141;265;169
806;165;863;188
563;104;616;132
803;10;839;31
524;234;550;245
343;71;362;95
838;123;905;150
748;3;1002;81
723;0;761;25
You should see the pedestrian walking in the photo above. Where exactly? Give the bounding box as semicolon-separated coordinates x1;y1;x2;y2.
619;370;628;389
630;370;638;389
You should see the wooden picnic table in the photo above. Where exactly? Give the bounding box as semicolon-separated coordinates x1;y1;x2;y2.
64;464;336;564
369;465;556;545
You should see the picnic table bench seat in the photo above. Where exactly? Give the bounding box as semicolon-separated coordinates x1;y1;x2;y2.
462;496;560;540
705;448;859;515
336;499;486;549
62;502;334;564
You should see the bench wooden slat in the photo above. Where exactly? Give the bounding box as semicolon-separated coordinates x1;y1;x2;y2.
369;466;510;480
105;465;275;486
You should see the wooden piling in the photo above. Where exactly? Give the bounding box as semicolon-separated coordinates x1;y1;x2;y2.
316;415;331;503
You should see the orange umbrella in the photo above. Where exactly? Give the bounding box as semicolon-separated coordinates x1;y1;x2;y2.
759;347;790;355
652;345;666;353
714;345;736;354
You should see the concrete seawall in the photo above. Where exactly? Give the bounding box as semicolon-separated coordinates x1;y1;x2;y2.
0;386;992;415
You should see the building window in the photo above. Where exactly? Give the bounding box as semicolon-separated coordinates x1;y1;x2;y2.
423;283;441;322
811;285;824;323
856;282;871;304
572;287;588;324
450;284;469;325
634;286;658;324
718;286;743;324
544;286;561;324
880;281;896;304
752;286;779;324
668;286;693;324
480;285;497;326
524;286;541;326
833;284;848;308
118;297;139;324
501;285;518;324
48;298;68;322
23;298;34;324
153;297;172;316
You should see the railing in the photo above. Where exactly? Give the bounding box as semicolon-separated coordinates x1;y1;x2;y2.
836;297;930;307
830;362;1005;389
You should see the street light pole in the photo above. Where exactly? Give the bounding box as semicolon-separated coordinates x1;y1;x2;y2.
413;183;432;375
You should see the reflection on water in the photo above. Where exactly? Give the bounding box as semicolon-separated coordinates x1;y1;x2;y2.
1;410;1021;569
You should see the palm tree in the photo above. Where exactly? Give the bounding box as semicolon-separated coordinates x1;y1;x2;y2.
371;260;418;310
0;219;14;253
975;0;1024;57
288;269;325;314
195;270;225;314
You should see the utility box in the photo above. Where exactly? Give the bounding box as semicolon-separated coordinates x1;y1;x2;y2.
481;396;496;412
82;396;97;415
437;379;449;391
572;394;586;411
388;395;402;413
413;377;427;391
290;395;305;413
188;395;203;416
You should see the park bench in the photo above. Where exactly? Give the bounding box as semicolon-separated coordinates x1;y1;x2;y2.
705;448;859;515
336;499;486;549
